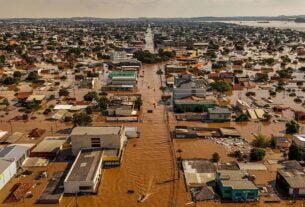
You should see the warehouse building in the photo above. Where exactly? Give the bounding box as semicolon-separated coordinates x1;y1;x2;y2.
30;136;67;158
70;126;127;156
64;149;103;194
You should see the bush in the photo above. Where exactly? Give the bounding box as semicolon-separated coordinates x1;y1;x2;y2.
72;113;92;126
59;88;69;97
84;91;98;102
250;148;266;161
212;152;220;163
286;120;300;134
288;143;305;161
246;91;256;97
210;81;232;92
252;134;271;148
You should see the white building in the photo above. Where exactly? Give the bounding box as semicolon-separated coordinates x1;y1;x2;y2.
292;134;305;147
70;126;127;156
64;149;103;194
0;144;32;169
110;51;128;63
0;159;17;191
173;75;208;100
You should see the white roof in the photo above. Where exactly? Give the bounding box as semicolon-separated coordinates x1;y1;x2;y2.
294;134;305;142
0;130;8;139
54;105;73;110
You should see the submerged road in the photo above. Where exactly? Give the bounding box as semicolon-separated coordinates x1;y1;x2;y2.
144;26;155;53
60;64;178;207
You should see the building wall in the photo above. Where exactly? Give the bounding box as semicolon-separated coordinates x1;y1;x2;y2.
173;88;206;99
64;164;102;194
209;113;231;121
71;129;127;156
0;161;17;191
292;136;305;147
175;103;216;113
111;80;137;86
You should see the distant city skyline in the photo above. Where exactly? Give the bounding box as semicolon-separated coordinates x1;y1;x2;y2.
0;0;304;18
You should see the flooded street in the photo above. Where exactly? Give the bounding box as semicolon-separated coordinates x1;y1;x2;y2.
57;64;177;207
144;26;155;53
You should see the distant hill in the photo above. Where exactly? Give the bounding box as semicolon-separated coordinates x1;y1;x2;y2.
295;18;305;23
1;15;305;23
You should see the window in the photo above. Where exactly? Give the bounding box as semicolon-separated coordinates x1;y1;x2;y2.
235;193;242;197
91;138;101;148
79;186;92;190
224;190;231;194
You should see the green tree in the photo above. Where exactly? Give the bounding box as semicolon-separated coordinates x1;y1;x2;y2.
288;143;305;161
252;134;271;148
210;81;232;93
13;71;22;79
59;88;69;97
98;96;109;111
134;97;143;110
2;98;9;107
26;71;39;82
73;113;92;126
84;91;98;102
212;152;220;163
250;148;266;161
286;120;300;134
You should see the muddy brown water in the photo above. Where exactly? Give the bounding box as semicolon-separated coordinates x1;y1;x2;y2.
1;64;305;207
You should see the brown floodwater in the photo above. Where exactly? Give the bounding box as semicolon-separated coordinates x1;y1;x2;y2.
1;63;305;207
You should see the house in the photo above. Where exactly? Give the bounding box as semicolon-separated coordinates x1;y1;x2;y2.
272;135;290;150
0;159;16;191
295;111;305;121
105;94;140;117
0;132;25;144
70;126;127;156
276;161;305;197
173;75;208;100
108;71;137;86
0;144;32;169
216;170;259;201
64;149;103;194
236;99;250;111
26;94;46;103
208;107;231;121
292;134;305;147
182;159;216;188
30;136;67;158
165;64;187;75
174;98;217;113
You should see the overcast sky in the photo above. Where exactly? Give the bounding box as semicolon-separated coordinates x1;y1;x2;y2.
0;0;304;18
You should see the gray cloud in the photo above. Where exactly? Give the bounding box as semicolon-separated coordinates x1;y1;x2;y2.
0;0;304;18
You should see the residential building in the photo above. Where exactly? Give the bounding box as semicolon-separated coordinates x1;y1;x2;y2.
0;144;32;168
108;71;137;86
173;75;208;100
0;159;16;191
215;170;259;201
272;135;291;150
276;161;305;197
30;136;67;158
292;134;305;147
208;107;231;121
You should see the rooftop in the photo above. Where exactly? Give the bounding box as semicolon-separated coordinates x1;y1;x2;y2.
65;149;103;182
32;136;67;153
0;145;31;161
71;126;123;136
217;170;258;190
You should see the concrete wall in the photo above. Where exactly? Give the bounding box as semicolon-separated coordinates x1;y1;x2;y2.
0;161;17;191
173;88;205;99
